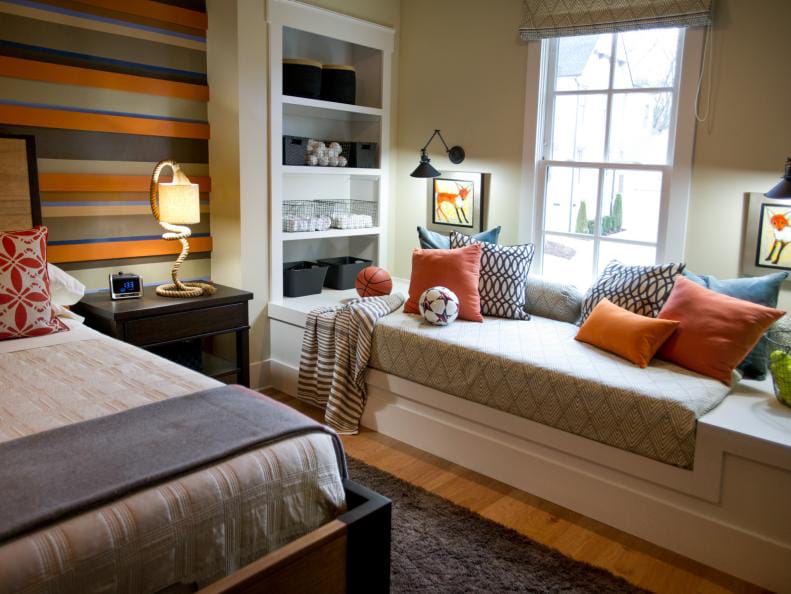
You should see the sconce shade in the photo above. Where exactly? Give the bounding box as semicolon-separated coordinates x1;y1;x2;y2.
766;158;791;198
410;150;441;178
411;161;441;178
158;179;200;224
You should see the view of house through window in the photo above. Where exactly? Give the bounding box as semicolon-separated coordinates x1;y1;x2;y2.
537;28;683;285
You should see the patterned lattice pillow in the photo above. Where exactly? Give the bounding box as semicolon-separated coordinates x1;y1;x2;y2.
578;260;685;325
450;231;535;320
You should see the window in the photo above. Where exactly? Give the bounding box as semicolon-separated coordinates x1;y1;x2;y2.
533;28;690;286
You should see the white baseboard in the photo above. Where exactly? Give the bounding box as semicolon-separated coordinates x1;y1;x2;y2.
248;359;271;390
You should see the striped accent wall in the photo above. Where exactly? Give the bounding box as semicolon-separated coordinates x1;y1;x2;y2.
0;0;211;289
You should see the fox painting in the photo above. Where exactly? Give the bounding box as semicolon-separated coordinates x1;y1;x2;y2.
759;205;791;268
433;179;474;228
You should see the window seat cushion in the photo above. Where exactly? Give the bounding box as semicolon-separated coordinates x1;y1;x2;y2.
369;311;732;468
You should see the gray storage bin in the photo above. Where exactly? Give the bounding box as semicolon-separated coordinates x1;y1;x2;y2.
353;142;378;168
283;261;328;297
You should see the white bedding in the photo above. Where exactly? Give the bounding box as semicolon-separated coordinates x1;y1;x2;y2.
0;322;346;593
0;317;94;354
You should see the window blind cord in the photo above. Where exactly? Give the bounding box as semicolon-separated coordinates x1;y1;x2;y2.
694;23;713;123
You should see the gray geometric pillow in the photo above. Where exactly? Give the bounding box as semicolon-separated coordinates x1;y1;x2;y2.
578;260;685;325
450;231;535;320
525;276;583;324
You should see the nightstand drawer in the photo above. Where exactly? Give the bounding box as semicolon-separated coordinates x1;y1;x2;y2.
124;303;247;346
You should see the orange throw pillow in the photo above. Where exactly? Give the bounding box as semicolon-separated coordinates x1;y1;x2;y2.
657;275;784;384
575;299;679;368
404;244;483;322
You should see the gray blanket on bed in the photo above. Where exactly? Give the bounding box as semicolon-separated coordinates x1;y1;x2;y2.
0;384;347;543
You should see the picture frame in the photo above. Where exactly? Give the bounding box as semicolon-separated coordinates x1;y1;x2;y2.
426;171;485;234
741;192;791;278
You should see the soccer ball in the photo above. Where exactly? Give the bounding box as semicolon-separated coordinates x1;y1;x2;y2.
419;286;459;326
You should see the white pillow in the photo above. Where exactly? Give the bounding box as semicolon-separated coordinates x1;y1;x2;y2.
47;264;85;306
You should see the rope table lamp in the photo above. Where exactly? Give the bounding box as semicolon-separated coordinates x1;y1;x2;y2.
149;160;216;297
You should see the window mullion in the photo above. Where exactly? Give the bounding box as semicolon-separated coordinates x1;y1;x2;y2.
593;34;618;278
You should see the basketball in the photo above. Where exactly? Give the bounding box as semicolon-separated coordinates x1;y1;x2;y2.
355;266;393;297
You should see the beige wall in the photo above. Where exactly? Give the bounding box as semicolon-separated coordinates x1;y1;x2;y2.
685;0;791;308
393;0;791;311
207;0;790;382
392;0;528;277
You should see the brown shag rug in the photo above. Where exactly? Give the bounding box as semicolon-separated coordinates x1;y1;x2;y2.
348;457;648;593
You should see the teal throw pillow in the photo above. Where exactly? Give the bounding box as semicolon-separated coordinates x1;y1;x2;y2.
417;226;501;250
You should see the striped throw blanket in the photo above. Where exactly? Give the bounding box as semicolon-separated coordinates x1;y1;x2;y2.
298;293;405;434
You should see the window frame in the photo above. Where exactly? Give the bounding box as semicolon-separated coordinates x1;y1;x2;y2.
520;27;705;283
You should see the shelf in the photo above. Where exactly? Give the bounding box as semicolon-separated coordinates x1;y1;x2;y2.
269;278;410;327
280;227;381;241
202;351;240;379
281;165;381;178
283;95;382;121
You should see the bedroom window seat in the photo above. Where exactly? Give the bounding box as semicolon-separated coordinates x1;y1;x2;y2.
267;284;791;592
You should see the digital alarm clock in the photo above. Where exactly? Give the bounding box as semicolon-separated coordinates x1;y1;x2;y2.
109;272;143;300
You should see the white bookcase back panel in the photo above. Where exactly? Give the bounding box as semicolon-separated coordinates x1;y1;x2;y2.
283;235;379;264
283;26;382;108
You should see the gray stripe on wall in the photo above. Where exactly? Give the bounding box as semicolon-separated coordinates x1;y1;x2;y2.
0;13;207;74
45;215;211;242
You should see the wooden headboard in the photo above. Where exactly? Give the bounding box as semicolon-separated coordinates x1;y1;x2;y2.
0;134;41;231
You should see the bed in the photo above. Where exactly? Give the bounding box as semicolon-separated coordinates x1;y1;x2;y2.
0;134;391;594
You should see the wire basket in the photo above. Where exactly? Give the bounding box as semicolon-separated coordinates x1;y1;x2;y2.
765;328;791;407
282;199;377;232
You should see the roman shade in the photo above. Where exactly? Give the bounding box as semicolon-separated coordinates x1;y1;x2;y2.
519;0;713;40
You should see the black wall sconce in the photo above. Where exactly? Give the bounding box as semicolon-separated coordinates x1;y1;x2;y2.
410;129;465;178
766;157;791;198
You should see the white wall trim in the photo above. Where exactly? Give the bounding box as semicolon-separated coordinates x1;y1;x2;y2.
663;26;705;263
518;40;544;246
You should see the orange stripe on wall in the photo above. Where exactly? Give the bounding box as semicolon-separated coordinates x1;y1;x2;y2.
0;56;208;102
40;173;211;192
0;104;210;139
73;0;208;30
48;236;212;263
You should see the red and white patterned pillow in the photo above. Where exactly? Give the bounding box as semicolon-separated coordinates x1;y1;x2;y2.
0;226;67;340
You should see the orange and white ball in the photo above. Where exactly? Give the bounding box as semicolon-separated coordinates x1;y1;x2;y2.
355;266;393;297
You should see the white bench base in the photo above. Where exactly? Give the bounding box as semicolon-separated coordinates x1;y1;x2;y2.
268;310;791;593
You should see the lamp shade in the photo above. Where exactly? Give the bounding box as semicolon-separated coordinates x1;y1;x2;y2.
158;180;200;224
410;151;440;178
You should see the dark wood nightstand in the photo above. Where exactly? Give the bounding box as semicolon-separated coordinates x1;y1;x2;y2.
72;284;253;387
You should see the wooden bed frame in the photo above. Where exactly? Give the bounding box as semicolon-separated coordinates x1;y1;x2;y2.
3;133;393;593
201;480;391;594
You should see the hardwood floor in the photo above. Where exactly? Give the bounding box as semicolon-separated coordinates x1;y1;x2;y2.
267;389;766;594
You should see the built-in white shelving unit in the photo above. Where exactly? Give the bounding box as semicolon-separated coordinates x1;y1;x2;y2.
266;0;394;307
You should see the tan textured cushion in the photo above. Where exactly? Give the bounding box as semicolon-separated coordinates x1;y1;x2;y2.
525;275;583;323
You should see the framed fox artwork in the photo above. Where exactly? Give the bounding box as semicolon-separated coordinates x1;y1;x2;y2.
426;171;486;235
742;192;791;278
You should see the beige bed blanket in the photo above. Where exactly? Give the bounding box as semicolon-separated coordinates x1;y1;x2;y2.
369;312;732;468
0;326;345;593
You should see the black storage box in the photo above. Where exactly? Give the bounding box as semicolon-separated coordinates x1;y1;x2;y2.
283;135;308;165
318;256;372;290
283;58;322;99
283;261;328;297
321;64;356;104
352;142;378;168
